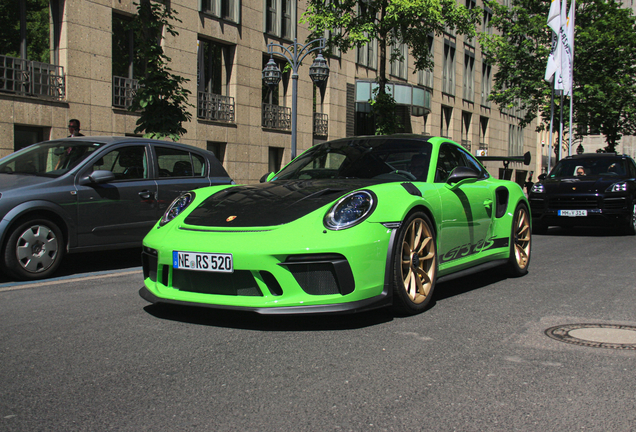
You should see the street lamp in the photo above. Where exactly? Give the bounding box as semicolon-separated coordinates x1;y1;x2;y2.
262;38;329;159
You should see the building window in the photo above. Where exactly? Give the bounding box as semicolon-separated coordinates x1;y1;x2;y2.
465;0;476;46
442;40;455;96
390;41;407;80
200;0;240;23
357;37;377;69
463;52;475;102
417;35;434;89
197;39;235;122
479;116;489;155
269;147;284;173
481;62;492;108
262;56;291;130
483;7;493;36
207;142;227;164
264;0;295;40
441;106;452;139
508;124;524;156
14;125;49;152
461;112;472;151
112;13;141;108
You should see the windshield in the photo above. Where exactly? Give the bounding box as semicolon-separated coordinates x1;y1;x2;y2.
274;138;433;181
0;140;102;177
550;157;628;178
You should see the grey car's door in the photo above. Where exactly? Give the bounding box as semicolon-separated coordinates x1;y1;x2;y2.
152;145;214;215
75;144;159;248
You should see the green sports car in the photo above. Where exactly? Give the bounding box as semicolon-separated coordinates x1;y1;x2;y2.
139;135;531;315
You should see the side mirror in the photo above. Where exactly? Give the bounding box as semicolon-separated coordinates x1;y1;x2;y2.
260;172;276;183
538;173;547;181
446;166;479;186
79;170;116;185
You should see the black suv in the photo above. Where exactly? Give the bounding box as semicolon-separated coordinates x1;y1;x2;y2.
529;153;636;235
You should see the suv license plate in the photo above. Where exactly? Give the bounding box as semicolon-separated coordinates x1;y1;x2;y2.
173;251;233;273
558;210;588;217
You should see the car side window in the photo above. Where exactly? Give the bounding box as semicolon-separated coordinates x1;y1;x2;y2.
155;146;206;178
95;146;148;180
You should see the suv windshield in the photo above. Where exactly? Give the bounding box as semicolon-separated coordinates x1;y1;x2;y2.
550;157;628;178
274;138;433;181
0;140;102;177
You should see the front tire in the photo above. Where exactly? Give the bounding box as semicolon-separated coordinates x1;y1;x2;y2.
392;212;437;315
508;204;531;276
3;219;65;280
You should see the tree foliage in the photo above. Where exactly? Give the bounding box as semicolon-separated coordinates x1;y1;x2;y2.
128;0;192;141
302;0;481;135
0;0;50;63
479;0;636;152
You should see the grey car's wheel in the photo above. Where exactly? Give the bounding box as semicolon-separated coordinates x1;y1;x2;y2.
3;219;65;280
392;212;437;315
508;204;531;276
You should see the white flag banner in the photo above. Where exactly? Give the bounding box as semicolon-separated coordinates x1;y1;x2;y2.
561;0;576;96
544;0;561;82
554;0;568;92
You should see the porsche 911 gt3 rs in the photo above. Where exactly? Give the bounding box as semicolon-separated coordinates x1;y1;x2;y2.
140;135;531;315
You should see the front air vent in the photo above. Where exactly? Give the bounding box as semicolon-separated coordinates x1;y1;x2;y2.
172;269;262;296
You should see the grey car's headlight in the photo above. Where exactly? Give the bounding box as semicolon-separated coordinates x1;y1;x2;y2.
530;183;545;193
324;190;376;230
160;192;196;226
607;181;628;193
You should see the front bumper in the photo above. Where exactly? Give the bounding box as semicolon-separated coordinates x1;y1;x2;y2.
529;194;633;227
140;220;396;314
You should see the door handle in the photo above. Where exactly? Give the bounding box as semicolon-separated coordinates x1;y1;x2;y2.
139;190;152;199
483;199;493;209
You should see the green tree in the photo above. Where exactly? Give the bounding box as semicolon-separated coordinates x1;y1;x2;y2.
302;0;481;135
479;0;636;152
128;0;192;141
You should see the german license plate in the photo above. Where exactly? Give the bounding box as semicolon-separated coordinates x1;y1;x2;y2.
173;251;233;273
558;210;588;217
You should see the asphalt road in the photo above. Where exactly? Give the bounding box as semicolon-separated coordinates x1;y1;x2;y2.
1;227;635;431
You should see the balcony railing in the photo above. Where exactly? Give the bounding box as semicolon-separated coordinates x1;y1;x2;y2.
113;76;139;108
0;54;65;100
262;103;291;130
461;140;472;151
198;92;235;123
313;112;328;137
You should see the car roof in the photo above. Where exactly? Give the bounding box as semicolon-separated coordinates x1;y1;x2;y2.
564;153;628;160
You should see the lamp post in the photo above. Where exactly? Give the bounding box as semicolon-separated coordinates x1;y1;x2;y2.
262;38;329;159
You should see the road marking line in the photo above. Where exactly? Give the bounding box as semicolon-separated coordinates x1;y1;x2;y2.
0;270;143;293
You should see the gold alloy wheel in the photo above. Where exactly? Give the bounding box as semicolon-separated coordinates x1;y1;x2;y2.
513;207;531;270
400;217;436;304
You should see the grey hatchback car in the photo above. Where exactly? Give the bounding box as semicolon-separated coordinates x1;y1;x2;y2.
0;137;233;280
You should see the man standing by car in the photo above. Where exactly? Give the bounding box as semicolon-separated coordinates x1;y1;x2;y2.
68;119;84;137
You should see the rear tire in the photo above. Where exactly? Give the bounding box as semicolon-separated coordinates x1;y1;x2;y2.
3;219;65;280
391;212;437;315
508;204;531;277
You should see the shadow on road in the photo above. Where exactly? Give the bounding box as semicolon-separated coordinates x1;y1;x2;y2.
0;247;143;283
144;302;394;331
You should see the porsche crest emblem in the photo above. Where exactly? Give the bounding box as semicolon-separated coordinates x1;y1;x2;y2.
572;187;576;190
226;215;237;222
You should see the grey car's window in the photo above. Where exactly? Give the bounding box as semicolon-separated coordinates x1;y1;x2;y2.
0;141;101;177
93;146;148;180
155;146;205;178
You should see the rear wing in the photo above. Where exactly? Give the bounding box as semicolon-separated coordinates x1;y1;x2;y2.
476;151;531;169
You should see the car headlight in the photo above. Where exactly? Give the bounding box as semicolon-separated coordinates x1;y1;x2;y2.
160;192;196;226
530;183;545;193
607;182;628;193
324;190;376;230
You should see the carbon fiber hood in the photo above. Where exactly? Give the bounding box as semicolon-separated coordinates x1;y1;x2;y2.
184;179;382;227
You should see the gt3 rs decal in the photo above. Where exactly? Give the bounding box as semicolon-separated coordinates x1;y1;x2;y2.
440;236;509;263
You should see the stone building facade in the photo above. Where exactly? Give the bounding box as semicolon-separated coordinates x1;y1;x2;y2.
1;0;539;185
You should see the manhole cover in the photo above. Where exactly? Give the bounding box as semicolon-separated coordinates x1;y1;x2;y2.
545;324;636;350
